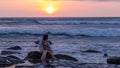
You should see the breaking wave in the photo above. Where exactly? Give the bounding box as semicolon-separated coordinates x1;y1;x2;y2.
0;27;120;36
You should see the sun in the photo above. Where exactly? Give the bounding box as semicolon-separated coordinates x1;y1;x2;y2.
45;6;56;14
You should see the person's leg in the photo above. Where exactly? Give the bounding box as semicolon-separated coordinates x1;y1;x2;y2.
41;50;47;64
48;50;57;60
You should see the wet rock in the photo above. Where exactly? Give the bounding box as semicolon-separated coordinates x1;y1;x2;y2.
7;46;22;50
107;57;120;65
55;54;78;61
6;57;24;64
24;51;42;60
0;56;13;67
15;61;120;68
24;51;51;64
34;41;39;44
103;53;108;57
24;51;42;63
83;50;101;53
15;65;36;68
25;51;78;64
7;54;23;60
0;56;24;67
7;55;20;60
1;50;20;55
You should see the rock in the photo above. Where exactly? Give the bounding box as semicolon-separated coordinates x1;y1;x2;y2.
24;51;50;64
15;65;36;68
25;51;78;64
0;56;13;67
55;54;78;61
1;50;20;55
34;41;39;44
7;55;22;60
103;53;108;57
6;57;24;64
107;57;120;64
7;46;22;50
24;51;42;60
15;63;120;68
0;56;24;67
83;50;101;53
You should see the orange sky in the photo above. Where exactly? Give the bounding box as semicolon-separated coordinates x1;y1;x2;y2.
0;0;120;17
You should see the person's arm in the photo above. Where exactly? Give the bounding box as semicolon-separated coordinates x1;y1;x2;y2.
48;40;53;45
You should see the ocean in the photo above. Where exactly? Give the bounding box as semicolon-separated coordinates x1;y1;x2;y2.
0;17;120;65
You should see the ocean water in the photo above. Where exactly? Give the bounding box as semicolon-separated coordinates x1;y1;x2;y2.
0;17;120;64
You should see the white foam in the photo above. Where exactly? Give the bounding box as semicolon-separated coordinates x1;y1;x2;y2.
38;20;120;25
1;26;120;36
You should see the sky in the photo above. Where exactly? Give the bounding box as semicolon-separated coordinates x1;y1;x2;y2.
0;0;120;17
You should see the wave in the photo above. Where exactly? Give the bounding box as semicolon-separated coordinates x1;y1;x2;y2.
1;27;120;36
0;18;120;25
37;20;120;25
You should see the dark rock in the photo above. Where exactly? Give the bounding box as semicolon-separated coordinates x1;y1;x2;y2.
24;51;42;64
6;57;24;64
0;56;24;67
55;54;78;61
7;55;22;60
24;51;42;60
15;63;120;68
83;50;101;53
0;56;13;67
15;65;35;68
34;41;39;44
7;46;22;50
103;53;108;57
107;57;120;65
24;51;49;64
25;51;78;64
1;50;20;55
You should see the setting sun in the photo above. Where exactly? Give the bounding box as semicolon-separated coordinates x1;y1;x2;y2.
35;0;60;15
45;6;56;14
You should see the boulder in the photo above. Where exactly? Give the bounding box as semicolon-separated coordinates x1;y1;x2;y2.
0;56;13;67
103;53;108;57
24;51;42;60
83;50;101;53
7;55;22;60
25;51;78;64
0;56;24;67
107;57;120;64
7;46;22;50
1;50;20;55
34;41;39;44
6;57;24;64
24;51;50;64
55;54;78;61
15;65;36;68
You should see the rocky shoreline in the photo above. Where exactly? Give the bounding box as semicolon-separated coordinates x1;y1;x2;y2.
0;45;120;68
15;61;120;68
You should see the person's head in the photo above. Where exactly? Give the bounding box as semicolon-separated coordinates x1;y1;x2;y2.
43;34;48;40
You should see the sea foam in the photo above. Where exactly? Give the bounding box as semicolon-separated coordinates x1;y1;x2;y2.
0;27;120;36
